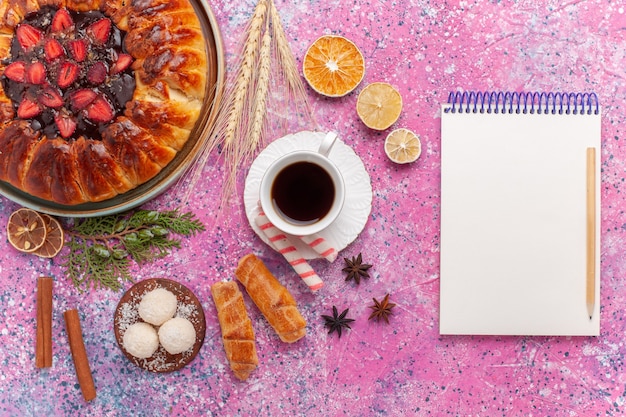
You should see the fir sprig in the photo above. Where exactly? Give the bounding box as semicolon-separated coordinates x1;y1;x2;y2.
61;209;205;292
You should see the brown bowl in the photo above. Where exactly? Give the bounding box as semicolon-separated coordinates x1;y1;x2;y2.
114;278;206;373
0;0;225;217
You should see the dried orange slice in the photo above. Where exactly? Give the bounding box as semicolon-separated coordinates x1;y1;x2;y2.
356;82;403;130
7;208;47;253
33;214;65;258
384;128;422;164
302;35;365;97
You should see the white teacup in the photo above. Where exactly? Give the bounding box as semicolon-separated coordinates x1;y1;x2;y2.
259;132;345;236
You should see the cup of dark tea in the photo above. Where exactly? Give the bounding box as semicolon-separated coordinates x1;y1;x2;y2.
259;132;345;236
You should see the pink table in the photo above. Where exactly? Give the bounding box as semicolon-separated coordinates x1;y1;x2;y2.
1;0;625;415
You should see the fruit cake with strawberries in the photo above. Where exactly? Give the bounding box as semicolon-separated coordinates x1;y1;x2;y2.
0;0;207;205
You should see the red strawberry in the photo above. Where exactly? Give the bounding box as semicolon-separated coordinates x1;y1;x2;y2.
44;39;65;62
87;18;111;44
3;61;26;82
16;24;43;50
26;62;46;85
110;54;133;75
68;39;87;62
17;98;42;119
87;96;114;122
57;62;79;88
54;113;77;138
87;62;107;85
51;9;73;32
39;87;64;108
70;89;97;110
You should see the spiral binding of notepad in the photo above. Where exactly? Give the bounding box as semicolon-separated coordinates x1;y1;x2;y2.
444;91;600;115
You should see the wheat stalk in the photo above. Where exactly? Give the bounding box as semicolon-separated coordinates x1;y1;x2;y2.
222;0;267;147
180;0;268;206
178;0;316;210
220;0;267;192
220;1;267;203
246;26;272;161
269;0;316;128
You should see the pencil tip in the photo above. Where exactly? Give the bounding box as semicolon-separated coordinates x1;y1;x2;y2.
589;315;593;320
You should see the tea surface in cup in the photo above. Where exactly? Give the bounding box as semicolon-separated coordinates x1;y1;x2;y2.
271;161;335;225
259;131;345;236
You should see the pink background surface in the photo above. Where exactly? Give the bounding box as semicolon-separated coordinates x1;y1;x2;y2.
1;0;626;416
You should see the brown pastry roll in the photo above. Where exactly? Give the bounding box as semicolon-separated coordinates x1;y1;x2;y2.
235;254;306;343
210;281;258;381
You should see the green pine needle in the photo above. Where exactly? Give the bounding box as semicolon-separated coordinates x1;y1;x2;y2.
60;209;205;293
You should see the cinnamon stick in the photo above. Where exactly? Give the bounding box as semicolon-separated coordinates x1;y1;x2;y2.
63;309;96;402
36;277;53;368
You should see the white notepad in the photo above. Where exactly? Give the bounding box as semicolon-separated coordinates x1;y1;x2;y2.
439;92;601;336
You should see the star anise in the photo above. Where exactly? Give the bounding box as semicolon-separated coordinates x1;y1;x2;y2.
342;253;372;284
321;306;355;338
368;294;396;324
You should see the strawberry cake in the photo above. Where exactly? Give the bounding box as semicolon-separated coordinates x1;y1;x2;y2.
0;0;207;205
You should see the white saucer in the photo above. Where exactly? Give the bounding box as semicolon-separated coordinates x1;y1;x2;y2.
243;131;372;260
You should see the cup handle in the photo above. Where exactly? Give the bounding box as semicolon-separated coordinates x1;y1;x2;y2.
318;131;338;157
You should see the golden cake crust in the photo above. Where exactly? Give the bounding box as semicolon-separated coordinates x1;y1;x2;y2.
0;0;207;205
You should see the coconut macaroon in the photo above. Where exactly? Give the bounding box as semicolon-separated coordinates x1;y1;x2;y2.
138;288;178;326
123;322;160;359
158;317;196;355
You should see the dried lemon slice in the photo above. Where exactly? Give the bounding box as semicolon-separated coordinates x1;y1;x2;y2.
384;128;422;164
7;208;47;253
303;35;365;97
33;214;65;258
356;82;402;130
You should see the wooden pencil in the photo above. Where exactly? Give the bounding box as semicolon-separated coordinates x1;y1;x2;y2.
586;147;596;320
